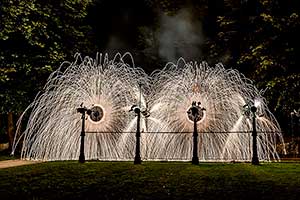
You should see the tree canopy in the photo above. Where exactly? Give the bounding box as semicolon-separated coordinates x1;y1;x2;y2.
204;0;299;129
0;0;299;133
0;0;95;112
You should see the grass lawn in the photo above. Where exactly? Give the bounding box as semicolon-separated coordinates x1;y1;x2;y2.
0;161;299;199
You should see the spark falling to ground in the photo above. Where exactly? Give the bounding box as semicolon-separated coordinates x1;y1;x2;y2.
148;59;284;161
12;53;285;161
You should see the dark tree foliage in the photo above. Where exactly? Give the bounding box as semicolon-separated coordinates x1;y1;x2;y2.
0;0;95;113
203;0;300;132
0;0;299;134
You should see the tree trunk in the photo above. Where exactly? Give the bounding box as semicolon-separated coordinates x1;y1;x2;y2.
7;112;14;150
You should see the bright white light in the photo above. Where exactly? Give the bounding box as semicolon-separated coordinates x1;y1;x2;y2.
254;99;261;108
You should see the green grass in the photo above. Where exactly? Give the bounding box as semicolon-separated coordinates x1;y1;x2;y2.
0;161;299;199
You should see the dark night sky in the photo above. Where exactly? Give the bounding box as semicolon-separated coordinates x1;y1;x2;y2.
87;0;209;72
88;0;155;51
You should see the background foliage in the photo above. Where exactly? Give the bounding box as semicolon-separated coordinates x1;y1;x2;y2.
0;0;299;136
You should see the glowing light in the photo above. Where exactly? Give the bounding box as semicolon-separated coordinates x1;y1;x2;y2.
254;99;261;108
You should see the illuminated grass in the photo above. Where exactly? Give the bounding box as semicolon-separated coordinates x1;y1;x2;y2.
0;162;299;199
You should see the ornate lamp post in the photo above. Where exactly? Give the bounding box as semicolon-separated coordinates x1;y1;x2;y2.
131;82;143;165
250;105;259;165
129;83;150;164
129;103;150;165
76;104;106;163
187;101;205;165
243;102;260;165
76;106;90;163
130;105;142;164
192;114;199;165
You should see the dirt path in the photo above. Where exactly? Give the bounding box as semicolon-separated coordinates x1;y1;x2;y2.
0;159;43;169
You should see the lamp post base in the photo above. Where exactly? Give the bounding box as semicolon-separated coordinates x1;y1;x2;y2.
251;157;259;165
192;156;199;165
79;154;85;163
134;156;142;164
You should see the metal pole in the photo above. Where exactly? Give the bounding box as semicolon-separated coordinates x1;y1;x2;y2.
291;112;294;143
138;83;142;108
79;112;86;163
192;117;199;165
134;109;142;164
251;106;259;165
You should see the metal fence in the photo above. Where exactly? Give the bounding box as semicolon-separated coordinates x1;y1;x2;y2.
79;130;283;162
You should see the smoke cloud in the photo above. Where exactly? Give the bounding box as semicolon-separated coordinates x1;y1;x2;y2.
158;8;204;62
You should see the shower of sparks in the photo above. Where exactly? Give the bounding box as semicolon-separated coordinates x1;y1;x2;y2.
12;54;285;161
148;59;285;161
